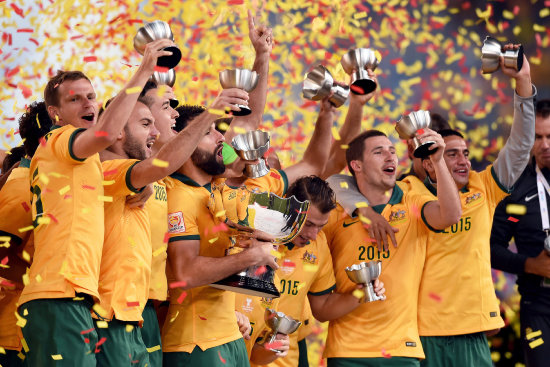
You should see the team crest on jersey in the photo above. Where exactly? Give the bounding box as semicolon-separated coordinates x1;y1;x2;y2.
260;297;274;309
241;297;254;312
280;258;296;275
302;250;318;265
465;192;482;205
388;209;407;224
168;212;185;233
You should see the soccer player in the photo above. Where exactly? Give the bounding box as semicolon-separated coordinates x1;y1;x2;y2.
0;101;52;367
321;128;461;366
490;99;550;367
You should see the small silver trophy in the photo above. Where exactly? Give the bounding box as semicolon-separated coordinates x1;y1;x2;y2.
481;36;524;74
209;187;309;298
133;20;182;69
151;68;178;108
302;64;350;108
345;261;384;302
259;308;301;352
219;69;259;116
231;130;270;178
395;110;436;159
340;48;380;95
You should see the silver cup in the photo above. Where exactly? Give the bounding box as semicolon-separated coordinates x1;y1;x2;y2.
133;20;182;69
209;188;309;298
481;36;524;74
219;69;259;116
340;48;380;95
232;130;270;178
302;65;350;108
151;68;175;87
260;308;301;352
395;110;436;159
345;261;384;302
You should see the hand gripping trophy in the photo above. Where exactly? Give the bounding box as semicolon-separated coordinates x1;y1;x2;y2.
208;182;309;298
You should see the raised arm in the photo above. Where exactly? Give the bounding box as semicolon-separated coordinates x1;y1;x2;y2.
322;70;378;178
283;97;335;185
225;10;272;143
492;44;536;189
421;130;462;229
72;39;174;159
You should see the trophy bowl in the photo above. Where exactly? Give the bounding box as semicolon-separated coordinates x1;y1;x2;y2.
151;68;176;87
261;308;301;352
219;69;260;116
210;190;310;298
302;65;350;108
345;260;384;303
340;48;380;95
395;110;435;159
232;130;270;178
133;20;182;69
481;36;523;74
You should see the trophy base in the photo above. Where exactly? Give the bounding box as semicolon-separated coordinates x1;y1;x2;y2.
157;46;182;69
503;45;523;71
413;141;436;159
232;105;252;116
211;274;280;298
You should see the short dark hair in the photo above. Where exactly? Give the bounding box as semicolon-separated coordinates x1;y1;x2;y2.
98;95;152;118
430;113;451;132
286;176;336;214
44;70;90;108
18;101;53;157
174;105;206;132
2;146;26;172
140;81;158;99
345;130;387;176
536;99;550;119
438;129;464;139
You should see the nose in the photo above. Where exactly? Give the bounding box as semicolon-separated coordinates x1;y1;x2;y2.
171;107;179;119
150;122;160;138
213;127;225;144
456;152;469;165
542;137;550;149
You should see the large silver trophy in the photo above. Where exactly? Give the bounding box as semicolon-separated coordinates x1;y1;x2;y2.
345;261;384;303
395;110;435;159
209;185;309;298
340;48;380;95
219;69;259;116
231;130;270;178
302;65;350;108
481;36;524;74
133;20;182;69
259;308;301;352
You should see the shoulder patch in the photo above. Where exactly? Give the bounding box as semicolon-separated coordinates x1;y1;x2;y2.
168;211;186;233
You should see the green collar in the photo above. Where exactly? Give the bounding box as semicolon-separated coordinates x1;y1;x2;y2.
423;176;468;195
20;157;31;168
50;124;62;131
170;172;212;192
371;184;404;214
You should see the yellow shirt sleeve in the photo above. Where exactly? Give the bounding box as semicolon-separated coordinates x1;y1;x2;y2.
480;164;512;206
102;159;143;197
46;126;88;164
308;232;336;295
0;167;32;247
245;169;288;196
167;186;200;241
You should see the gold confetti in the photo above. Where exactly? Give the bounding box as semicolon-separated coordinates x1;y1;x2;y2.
58;185;71;195
526;330;542;340
21;250;30;262
95;321;108;329
125;324;134;332
355;201;368;208
529;338;544;349
169;311;180;323
21;338;29;353
506;204;526;216
102;180;115;186
153;245;167;257
209;237;219;243
352;289;365;299
98;195;113;202
125;86;142;95
340;182;349;189
51;355;63;360
147;345;161;353
152;158;169;168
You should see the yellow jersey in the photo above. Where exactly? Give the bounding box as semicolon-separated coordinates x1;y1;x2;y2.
0;159;32;351
245;169;288;197
404;166;507;336
97;159;150;322
323;182;432;359
146;180;169;301
20;125;104;305
162;173;242;353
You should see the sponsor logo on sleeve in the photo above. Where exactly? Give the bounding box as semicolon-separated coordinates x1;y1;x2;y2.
168;212;185;233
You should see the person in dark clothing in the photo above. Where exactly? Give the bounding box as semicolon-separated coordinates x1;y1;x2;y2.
490;99;550;367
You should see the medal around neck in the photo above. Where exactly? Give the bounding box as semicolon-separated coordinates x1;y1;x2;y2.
208;184;310;298
231;130;270;178
481;36;523;74
219;69;259;116
345;261;384;302
259;308;301;352
302;64;349;108
340;48;380;95
133;20;182;69
395;110;436;159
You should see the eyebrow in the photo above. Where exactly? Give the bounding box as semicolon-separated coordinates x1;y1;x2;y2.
445;148;469;154
370;145;395;152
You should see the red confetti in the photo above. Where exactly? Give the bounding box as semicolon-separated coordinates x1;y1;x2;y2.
264;340;284;350
218;351;227;364
96;337;107;347
128;19;143;25
6;66;20;78
428;292;442;302
19;84;32;98
154;66;169;73
211;222;229;233
350;85;365;94
176;291;187;304
227;0;243;4
1;256;8;265
10;3;24;17
80;327;95;334
126;301;140;307
270;171;281;179
94;131;109;137
84;338;90;343
417;128;425;135
163;232;170;243
255;266;267;276
82;185;96;190
0;279;15;287
169;281;187;288
381;348;392;358
103;169;118;177
507;216;519;223
46;213;59;224
198;315;207;320
16;28;33;33
21;202;30;212
83;56;97;62
29;38;39;46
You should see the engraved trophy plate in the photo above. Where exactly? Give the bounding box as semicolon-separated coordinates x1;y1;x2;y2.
395;110;436;159
133;20;182;69
345;261;384;302
219;69;260;116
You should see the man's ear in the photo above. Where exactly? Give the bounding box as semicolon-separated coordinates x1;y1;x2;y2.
350;160;361;175
47;105;59;122
422;158;434;175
